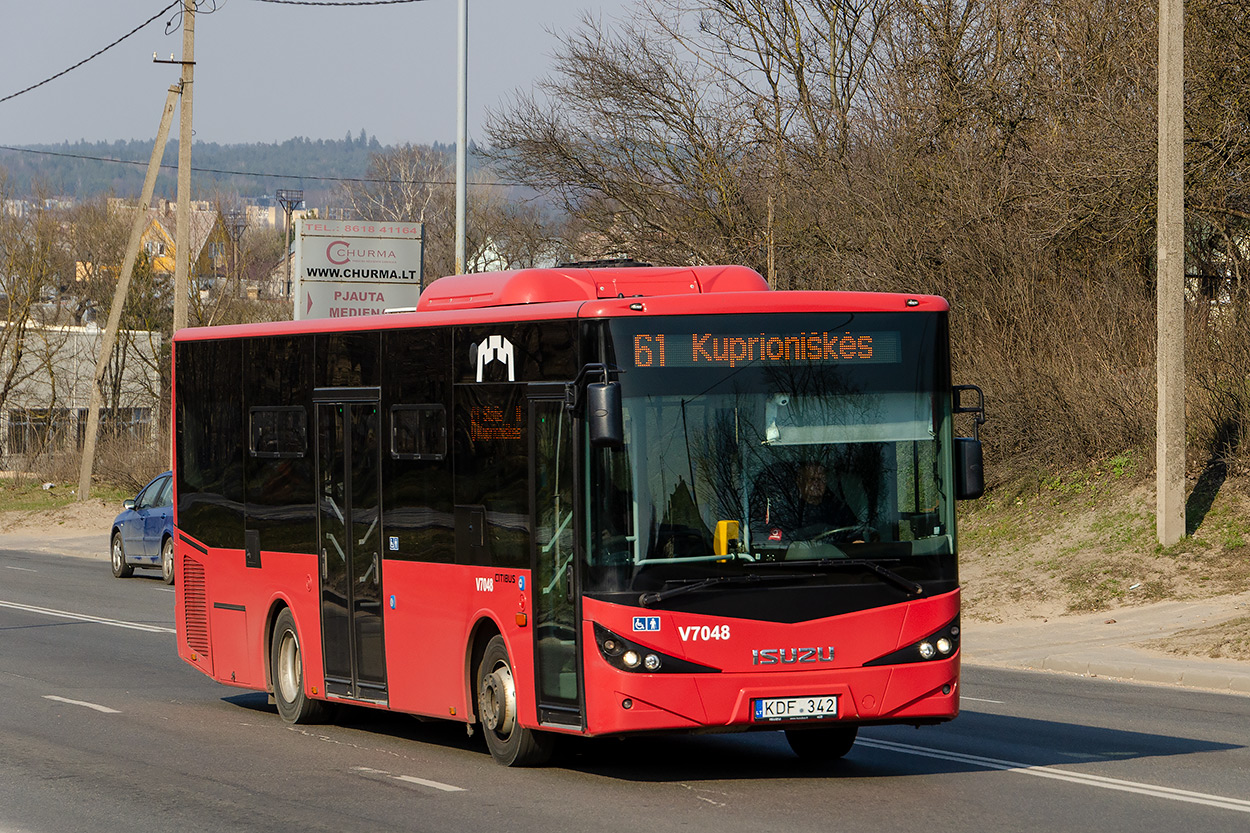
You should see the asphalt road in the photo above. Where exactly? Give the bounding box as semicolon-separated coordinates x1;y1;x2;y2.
3;547;1250;833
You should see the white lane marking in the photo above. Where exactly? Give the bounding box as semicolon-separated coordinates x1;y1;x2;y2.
0;600;175;634
962;696;1005;704
859;737;1250;814
393;775;467;793
43;695;121;714
354;766;465;793
5;566;37;572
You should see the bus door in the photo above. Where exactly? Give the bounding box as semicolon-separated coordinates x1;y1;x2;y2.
530;396;583;728
315;390;387;704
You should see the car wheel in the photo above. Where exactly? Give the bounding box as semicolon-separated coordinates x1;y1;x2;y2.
160;537;175;585
110;533;133;578
784;725;858;762
270;608;329;724
476;635;553;766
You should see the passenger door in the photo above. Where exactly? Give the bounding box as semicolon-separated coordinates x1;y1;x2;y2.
530;397;582;728
316;394;387;703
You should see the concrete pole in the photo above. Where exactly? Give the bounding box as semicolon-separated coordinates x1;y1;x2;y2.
1156;0;1185;546
78;86;181;501
173;1;195;333
455;0;468;274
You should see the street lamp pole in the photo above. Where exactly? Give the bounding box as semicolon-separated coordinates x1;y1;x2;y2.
455;0;468;274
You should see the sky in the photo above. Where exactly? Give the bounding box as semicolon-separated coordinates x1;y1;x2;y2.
0;0;634;147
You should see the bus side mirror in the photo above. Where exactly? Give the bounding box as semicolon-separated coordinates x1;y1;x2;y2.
955;437;984;500
588;381;623;448
953;385;986;500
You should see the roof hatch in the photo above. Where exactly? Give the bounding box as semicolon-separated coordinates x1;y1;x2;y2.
415;265;768;312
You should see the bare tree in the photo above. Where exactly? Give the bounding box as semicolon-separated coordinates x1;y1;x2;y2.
484;0;1178;473
0;177;75;434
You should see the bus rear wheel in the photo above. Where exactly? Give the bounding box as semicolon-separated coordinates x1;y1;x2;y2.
785;725;858;762
476;635;553;767
270;608;329;724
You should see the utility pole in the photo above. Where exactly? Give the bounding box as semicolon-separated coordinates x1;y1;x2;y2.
78;86;182;501
1157;0;1185;545
173;0;195;333
455;0;468;273
277;189;304;300
225;209;247;297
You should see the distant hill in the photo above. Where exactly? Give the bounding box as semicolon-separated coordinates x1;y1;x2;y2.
0;134;457;207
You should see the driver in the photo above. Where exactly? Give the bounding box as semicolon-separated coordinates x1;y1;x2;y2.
753;461;858;540
793;462;857;535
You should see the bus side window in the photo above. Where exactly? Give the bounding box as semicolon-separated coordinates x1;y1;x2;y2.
391;405;446;460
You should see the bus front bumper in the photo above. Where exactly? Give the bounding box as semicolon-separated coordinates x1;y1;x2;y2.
581;654;960;736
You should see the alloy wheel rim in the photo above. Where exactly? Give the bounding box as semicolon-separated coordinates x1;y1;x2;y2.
278;632;300;702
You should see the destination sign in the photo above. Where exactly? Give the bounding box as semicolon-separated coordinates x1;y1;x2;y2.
469;405;523;441
631;331;902;369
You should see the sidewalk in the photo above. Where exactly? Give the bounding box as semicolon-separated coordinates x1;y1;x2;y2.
0;529;108;561
963;593;1250;695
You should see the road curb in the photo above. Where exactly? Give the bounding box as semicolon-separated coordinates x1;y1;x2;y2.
965;656;1250;696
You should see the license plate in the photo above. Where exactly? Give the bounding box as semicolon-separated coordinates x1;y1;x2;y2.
752;695;838;722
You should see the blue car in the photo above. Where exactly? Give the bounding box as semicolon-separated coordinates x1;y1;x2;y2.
110;471;175;584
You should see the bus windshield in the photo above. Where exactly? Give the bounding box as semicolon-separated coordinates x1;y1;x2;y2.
585;312;955;595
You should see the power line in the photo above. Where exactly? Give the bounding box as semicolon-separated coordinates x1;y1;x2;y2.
0;0;407;108
0;143;519;188
0;1;183;105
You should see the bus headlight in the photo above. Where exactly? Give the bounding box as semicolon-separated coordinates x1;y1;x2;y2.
865;616;961;667
592;623;721;674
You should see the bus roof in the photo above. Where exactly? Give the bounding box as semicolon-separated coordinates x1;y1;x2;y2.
173;266;948;342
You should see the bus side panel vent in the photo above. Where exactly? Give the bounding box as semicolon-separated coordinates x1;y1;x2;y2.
183;557;211;659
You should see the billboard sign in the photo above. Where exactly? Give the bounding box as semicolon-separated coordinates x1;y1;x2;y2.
292;218;424;319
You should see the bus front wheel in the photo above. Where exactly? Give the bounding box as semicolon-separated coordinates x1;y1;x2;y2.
785;725;858;761
476;635;553;767
270;608;329;724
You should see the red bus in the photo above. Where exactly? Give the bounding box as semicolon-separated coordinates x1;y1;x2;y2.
173;263;984;766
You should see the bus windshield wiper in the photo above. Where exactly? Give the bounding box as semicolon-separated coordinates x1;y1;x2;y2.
638;573;817;607
753;558;924;596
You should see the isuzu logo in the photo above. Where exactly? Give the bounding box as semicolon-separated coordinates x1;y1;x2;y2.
752;647;835;665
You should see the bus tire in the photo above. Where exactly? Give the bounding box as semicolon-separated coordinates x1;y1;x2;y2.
785;725;858;761
271;608;329;724
111;533;133;578
476;635;554;767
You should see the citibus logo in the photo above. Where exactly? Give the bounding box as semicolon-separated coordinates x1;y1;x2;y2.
474;335;515;382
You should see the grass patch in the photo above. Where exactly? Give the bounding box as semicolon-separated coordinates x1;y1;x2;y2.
960;449;1250;621
1166;616;1250;661
0;480;130;514
1087;510;1152;551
